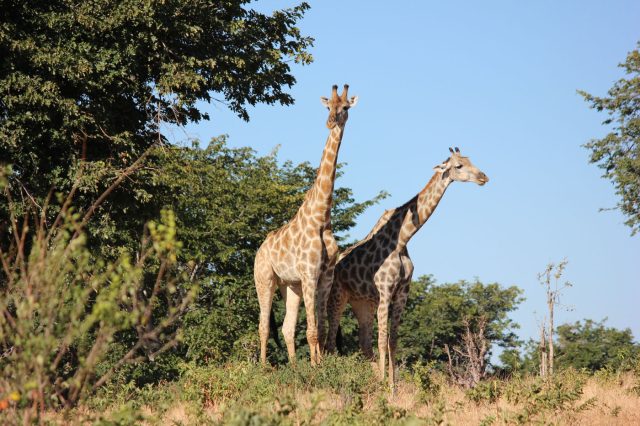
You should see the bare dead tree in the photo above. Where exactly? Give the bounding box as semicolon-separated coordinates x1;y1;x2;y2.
444;316;489;388
539;321;548;377
538;259;571;376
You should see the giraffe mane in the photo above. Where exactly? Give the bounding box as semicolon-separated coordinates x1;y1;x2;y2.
337;172;441;261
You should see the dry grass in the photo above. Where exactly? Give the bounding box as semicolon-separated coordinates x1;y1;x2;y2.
24;370;640;425
387;373;640;425
139;373;639;425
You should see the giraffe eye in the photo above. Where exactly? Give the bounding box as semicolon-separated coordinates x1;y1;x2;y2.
455;164;463;169
342;106;349;111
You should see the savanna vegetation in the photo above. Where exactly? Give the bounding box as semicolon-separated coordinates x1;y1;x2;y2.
1;1;639;424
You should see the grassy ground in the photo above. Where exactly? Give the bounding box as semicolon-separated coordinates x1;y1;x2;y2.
17;355;640;425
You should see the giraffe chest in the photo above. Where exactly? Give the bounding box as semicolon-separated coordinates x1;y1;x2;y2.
270;229;329;282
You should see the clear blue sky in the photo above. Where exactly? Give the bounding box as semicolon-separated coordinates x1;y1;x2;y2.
173;1;640;345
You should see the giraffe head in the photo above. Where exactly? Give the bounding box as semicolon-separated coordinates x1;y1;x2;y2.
433;147;489;185
320;84;358;129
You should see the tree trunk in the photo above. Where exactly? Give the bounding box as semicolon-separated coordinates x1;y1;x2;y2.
539;323;547;377
548;296;554;375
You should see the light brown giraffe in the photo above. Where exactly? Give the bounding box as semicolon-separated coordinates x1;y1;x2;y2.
254;84;358;365
325;147;488;388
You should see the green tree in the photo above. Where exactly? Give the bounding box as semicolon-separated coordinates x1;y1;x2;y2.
0;0;313;243
501;319;639;375
397;276;524;370
498;340;543;375
555;319;639;372
580;42;640;234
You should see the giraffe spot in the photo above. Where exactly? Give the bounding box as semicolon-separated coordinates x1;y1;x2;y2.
320;178;332;195
308;253;320;265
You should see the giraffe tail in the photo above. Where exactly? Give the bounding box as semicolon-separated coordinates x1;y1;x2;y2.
269;307;282;349
336;325;344;354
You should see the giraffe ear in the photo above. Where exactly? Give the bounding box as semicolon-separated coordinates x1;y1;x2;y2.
320;97;330;107
348;96;358;108
433;161;449;172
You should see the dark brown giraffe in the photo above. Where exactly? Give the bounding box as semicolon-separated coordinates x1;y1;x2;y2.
254;85;358;365
325;147;489;388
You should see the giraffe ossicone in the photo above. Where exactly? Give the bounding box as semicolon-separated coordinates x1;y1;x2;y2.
254;84;357;366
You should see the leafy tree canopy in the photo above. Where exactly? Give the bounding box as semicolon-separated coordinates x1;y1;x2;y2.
580;42;640;234
396;276;524;368
500;318;639;374
555;318;639;372
0;0;312;208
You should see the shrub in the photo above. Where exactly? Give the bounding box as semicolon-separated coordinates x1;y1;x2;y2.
466;380;502;405
0;202;197;421
501;369;596;423
411;361;444;403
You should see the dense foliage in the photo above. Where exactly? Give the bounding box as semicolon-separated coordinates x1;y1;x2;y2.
0;0;313;248
580;42;640;234
0;203;197;417
500;318;640;375
397;276;524;369
555;319;639;372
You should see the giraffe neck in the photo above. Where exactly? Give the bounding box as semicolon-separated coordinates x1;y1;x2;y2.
300;124;345;224
393;172;451;249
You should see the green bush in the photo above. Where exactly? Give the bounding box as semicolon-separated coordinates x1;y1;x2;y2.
411;361;444;403
0;205;197;421
173;354;382;424
500;370;596;424
466;380;502;405
181;354;378;407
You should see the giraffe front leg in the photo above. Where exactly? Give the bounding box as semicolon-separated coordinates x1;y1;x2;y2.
281;284;302;364
254;248;277;365
388;307;400;394
377;300;391;381
300;275;322;366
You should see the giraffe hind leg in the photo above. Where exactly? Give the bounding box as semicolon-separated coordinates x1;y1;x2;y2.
326;279;348;353
351;298;376;360
388;279;411;393
318;230;338;354
317;259;337;354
